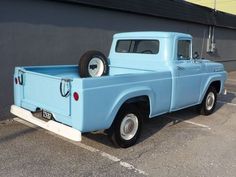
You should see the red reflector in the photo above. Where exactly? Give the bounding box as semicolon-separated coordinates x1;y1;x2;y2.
73;92;79;101
15;77;18;84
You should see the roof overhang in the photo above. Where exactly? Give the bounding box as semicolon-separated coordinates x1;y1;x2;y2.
55;0;236;30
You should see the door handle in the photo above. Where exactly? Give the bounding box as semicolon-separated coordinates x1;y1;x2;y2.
177;66;185;70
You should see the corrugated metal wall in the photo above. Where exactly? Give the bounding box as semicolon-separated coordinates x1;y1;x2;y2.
0;0;235;119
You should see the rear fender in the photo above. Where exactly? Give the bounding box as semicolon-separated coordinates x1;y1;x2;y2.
106;87;154;128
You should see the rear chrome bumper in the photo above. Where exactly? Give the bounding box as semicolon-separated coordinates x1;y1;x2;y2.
10;105;81;141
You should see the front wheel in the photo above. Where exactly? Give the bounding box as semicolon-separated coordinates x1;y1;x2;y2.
109;105;143;148
199;86;217;115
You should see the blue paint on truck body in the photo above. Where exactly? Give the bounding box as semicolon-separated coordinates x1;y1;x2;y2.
13;32;227;132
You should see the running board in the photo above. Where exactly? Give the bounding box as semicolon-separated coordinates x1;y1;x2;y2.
10;105;81;141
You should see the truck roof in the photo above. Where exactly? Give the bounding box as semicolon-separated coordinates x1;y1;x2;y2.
114;31;192;39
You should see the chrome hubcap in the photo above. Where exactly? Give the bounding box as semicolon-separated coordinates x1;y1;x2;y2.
206;92;215;111
120;114;139;140
88;58;104;77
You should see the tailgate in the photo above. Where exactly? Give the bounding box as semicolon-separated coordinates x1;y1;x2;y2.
20;71;72;116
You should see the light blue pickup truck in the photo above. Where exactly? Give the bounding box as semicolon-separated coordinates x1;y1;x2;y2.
11;32;227;148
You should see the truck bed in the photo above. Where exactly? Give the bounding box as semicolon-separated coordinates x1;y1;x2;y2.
14;65;172;132
24;65;80;79
24;65;152;79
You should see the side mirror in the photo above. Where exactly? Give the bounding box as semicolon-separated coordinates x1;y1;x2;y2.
193;52;199;59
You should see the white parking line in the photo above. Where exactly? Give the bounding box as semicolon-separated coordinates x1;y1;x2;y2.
13;118;148;176
181;120;211;130
101;152;148;175
165;116;211;130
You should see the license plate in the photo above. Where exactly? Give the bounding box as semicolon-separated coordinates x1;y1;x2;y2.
42;110;52;120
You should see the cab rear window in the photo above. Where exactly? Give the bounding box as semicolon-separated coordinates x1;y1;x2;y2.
116;40;159;54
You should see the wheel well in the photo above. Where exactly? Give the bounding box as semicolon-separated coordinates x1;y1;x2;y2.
123;96;150;119
107;96;150;134
209;80;221;93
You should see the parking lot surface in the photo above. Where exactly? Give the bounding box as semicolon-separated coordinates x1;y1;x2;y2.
0;73;236;177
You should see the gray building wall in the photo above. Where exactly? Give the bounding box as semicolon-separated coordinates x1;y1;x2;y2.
0;0;236;120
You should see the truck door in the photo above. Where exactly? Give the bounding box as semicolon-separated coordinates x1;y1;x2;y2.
171;39;203;110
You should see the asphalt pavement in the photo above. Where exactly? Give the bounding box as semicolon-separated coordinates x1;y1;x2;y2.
0;72;235;177
226;71;236;92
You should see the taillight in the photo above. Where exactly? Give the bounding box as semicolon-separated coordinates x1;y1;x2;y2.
15;77;18;84
73;92;79;101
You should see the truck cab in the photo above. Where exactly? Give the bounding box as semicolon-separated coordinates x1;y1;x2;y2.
109;32;223;112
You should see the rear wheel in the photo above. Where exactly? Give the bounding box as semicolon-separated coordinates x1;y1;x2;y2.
109;105;143;148
199;86;217;115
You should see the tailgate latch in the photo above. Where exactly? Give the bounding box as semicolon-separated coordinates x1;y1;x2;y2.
18;70;25;85
60;79;71;97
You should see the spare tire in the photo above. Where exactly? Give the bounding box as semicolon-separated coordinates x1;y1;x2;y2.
79;50;109;78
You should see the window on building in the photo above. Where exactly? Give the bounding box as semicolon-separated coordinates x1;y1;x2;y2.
116;40;159;54
177;40;191;60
